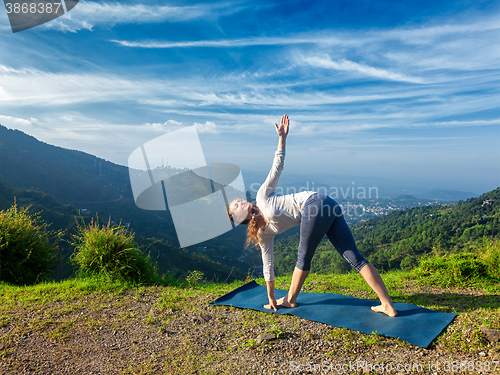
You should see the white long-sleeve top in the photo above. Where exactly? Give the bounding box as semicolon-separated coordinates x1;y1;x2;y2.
256;148;315;281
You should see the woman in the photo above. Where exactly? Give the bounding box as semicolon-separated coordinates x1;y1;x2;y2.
228;114;397;317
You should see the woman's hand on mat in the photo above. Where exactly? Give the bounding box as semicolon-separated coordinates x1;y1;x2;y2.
276;295;297;308
274;114;289;139
264;297;278;311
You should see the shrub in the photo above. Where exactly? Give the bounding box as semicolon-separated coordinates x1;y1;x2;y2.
400;255;418;271
70;218;156;283
479;238;500;279
185;270;204;287
0;203;60;285
414;249;499;287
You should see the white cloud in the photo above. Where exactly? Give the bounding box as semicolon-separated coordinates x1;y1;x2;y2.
0;65;164;106
142;119;183;132
44;1;241;32
165;119;182;126
138;99;184;107
48;129;104;141
2;58;495;135
298;55;426;84
0;114;31;125
411;119;500;128
0;86;8;100
195;121;219;134
110;34;342;49
381;17;500;44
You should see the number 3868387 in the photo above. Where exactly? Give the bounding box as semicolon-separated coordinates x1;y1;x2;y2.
5;2;62;14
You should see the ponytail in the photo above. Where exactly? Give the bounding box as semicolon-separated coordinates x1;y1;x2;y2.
244;216;261;249
227;204;261;249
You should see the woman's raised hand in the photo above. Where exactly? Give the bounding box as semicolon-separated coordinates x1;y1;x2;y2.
274;114;289;139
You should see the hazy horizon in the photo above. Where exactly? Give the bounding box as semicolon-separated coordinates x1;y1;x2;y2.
0;122;491;198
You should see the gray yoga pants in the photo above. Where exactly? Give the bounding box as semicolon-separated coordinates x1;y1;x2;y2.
296;193;369;272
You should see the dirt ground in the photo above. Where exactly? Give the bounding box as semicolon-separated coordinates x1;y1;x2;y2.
1;286;499;374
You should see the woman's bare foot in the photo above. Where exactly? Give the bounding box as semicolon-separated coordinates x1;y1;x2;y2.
371;304;398;317
276;295;297;308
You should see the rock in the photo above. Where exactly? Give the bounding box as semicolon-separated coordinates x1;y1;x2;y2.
199;313;212;322
480;327;500;342
193;314;212;324
256;333;276;345
479;351;487;357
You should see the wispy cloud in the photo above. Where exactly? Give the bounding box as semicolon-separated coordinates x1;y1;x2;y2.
0;65;161;106
0;114;32;125
45;0;242;32
411;119;500;128
110;15;500;76
1;55;499;137
110;15;500;48
298;55;426;84
110;34;343;48
0;62;419;108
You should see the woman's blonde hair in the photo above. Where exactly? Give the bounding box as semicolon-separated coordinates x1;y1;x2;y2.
227;204;261;249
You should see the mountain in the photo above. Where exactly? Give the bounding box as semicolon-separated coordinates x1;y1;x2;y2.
0;125;130;204
415;189;478;202
0;124;255;281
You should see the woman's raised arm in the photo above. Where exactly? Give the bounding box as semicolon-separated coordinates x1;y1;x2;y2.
274;114;289;150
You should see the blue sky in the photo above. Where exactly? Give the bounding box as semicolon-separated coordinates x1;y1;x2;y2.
0;0;499;195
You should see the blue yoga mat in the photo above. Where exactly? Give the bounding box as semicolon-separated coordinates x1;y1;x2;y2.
210;281;456;348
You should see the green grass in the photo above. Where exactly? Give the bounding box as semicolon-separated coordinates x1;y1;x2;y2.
0;276;139;304
3;266;497;320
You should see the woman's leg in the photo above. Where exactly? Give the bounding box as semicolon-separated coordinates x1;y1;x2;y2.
325;200;397;317
278;267;309;307
281;194;334;306
359;264;398;317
